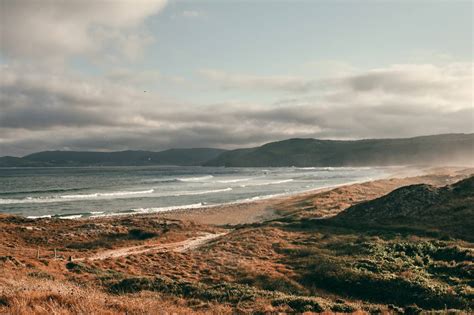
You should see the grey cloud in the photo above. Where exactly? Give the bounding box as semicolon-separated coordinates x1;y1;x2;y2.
200;64;472;108
105;69;161;85
1;62;472;156
199;69;317;93
0;105;110;129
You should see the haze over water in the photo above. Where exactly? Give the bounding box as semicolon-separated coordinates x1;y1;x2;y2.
0;166;388;218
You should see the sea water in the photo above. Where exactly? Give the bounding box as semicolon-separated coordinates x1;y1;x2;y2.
0;166;390;218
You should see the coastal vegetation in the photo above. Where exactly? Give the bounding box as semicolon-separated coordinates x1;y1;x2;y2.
0;171;472;313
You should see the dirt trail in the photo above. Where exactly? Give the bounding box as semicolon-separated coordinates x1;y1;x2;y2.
77;232;226;261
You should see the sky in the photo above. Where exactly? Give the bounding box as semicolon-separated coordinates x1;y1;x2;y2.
0;0;473;156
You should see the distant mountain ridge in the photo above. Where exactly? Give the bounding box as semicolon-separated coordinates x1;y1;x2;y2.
1;133;473;167
0;148;226;167
204;133;474;167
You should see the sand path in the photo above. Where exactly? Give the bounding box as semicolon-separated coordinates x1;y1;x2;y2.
77;232;226;261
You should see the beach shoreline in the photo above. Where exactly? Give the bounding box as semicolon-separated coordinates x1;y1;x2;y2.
84;165;474;225
1;165;472;314
1;165;393;220
5;165;471;226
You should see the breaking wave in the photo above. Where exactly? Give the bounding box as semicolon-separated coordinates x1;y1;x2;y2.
62;189;154;199
216;178;252;183
170;187;232;196
0;189;155;204
177;175;214;182
240;179;294;187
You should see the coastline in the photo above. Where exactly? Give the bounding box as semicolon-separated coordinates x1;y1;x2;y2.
1;165;472;314
2;165;392;221
99;165;473;225
6;165;472;226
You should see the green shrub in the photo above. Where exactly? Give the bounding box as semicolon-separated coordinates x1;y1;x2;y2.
109;276;330;311
284;239;473;310
331;303;356;313
404;304;422;315
271;296;323;312
127;229;158;240
109;276;264;304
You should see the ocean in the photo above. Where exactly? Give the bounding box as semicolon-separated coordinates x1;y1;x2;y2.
0;166;390;218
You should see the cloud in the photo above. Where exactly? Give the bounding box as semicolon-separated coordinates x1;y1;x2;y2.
0;0;167;63
199;69;317;93
104;68;185;87
199;63;472;109
182;10;203;18
344;63;472;108
0;62;472;156
105;68;162;86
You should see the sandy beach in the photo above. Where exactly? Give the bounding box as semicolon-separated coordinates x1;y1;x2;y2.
135;166;473;225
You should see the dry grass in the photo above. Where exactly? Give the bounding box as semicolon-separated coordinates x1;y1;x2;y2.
0;276;231;315
272;169;471;219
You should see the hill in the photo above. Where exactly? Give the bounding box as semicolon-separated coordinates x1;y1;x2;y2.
205;133;474;167
2;133;473;167
2;148;226;167
0;156;48;167
331;175;474;240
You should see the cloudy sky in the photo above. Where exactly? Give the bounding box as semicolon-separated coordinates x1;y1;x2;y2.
0;0;472;156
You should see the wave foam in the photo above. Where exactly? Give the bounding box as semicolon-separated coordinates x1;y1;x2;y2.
26;215;52;219
131;203;206;214
0;189;155;204
1;187;83;196
88;203;208;218
171;187;232;196
240;179;294;187
216;178;252;183
62;189;154;199
238;193;287;202
177;175;213;182
59;214;83;220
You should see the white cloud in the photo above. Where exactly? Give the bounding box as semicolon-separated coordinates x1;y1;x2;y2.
0;0;167;63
